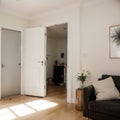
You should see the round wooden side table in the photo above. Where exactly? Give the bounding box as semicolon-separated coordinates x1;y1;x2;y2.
75;88;83;111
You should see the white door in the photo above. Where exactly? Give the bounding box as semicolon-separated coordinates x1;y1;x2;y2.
24;27;46;97
1;28;21;97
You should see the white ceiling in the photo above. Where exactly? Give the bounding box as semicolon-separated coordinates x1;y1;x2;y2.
0;0;81;18
0;0;104;37
47;23;67;40
0;0;105;19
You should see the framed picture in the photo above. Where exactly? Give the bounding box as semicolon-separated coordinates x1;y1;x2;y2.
109;24;120;58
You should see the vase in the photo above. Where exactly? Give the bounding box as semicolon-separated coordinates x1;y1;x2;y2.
81;82;84;89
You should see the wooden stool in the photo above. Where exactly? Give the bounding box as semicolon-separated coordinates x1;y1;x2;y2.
75;88;83;111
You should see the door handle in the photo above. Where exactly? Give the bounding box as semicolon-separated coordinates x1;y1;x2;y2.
1;64;5;68
38;61;44;65
18;63;21;66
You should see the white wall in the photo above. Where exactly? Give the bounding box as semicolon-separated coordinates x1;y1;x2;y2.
55;39;67;65
47;38;56;79
81;0;120;84
0;11;28;29
30;4;81;103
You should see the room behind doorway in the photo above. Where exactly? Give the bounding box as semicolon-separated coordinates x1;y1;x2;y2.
46;23;67;99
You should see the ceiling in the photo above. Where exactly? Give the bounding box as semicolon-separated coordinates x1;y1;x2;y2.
0;0;104;37
0;0;105;19
47;23;67;40
0;0;81;18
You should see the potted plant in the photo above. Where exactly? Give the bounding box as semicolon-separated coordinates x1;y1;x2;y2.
77;70;90;89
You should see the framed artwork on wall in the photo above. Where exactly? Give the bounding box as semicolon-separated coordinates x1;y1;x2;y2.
109;24;120;58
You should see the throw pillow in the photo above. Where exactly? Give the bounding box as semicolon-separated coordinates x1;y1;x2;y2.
93;77;120;100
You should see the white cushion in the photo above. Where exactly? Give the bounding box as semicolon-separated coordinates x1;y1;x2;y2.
93;77;120;100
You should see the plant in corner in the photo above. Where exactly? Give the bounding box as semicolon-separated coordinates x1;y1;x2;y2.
77;70;90;89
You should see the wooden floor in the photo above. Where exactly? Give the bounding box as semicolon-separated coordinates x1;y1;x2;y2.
0;85;84;120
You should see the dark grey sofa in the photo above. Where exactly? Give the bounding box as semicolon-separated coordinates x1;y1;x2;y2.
83;74;120;120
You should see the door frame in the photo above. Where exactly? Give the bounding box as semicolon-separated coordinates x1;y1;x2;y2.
46;22;71;103
0;26;24;99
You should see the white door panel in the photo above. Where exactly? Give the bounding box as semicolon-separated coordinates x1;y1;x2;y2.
24;27;46;97
1;28;21;97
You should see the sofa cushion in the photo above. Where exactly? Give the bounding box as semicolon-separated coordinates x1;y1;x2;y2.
101;75;120;92
93;77;120;100
89;100;120;118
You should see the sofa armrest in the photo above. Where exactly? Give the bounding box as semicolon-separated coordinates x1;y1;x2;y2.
83;85;96;117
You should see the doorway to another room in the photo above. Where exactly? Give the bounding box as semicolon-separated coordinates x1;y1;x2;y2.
1;28;21;98
46;23;67;100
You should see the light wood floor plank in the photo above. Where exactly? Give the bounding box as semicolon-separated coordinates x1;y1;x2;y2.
0;85;84;120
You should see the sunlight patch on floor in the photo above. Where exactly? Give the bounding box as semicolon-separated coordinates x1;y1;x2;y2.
0;99;58;120
0;108;16;120
26;100;58;111
10;104;35;117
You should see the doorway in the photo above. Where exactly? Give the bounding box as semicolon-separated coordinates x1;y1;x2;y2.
46;23;67;99
1;28;21;98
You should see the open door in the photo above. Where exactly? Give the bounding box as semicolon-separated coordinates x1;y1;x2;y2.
24;27;46;97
